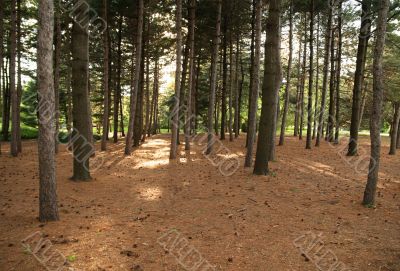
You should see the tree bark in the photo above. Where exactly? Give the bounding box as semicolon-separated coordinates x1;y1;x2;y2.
348;0;372;155
0;0;3;154
101;0;110;151
10;0;18;157
335;1;343;144
54;1;61;154
16;0;22;153
245;0;262;167
312;14;320;140
71;20;91;181
169;0;183;159
253;0;282;175
37;0;59;221
125;0;144;155
363;0;389;206
299;14;307;141
316;4;333;147
306;2;314;149
389;103;400;155
327;16;336;143
113;16;123;143
294;28;302;137
185;0;196;151
220;11;228;141
206;0;222;155
279;0;293;146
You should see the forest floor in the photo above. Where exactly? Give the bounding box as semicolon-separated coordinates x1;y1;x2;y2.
0;134;399;271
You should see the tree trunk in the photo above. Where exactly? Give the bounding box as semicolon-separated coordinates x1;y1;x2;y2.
114;16;123;143
316;4;333;147
306;1;314;149
220;13;228;141
10;0;18;157
234;35;240;138
348;0;372;156
206;0;222;155
0;0;3;154
37;0;59;221
245;0;262;167
54;1;61;153
312;14;320;140
335;1;343;144
253;0;282;175
169;0;183;159
363;0;389;206
185;0;196;151
389;103;400;155
134;40;145;147
294;28;302;137
71;20;91;181
299;14;307;141
16;0;22;153
279;0;293;146
327;17;336;143
101;0;109;151
143;54;150;142
125;0;144;155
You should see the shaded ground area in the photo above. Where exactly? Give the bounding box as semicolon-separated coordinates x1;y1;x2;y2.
0;134;399;270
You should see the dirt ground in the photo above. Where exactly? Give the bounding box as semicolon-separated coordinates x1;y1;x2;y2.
0;134;399;271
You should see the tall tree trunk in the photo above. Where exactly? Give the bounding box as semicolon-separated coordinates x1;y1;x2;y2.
299;14;307;141
143;54;150;142
246;0;257;148
10;0;18;157
363;0;389;206
279;0;293;146
0;0;3;154
71;20;91;181
169;0;183;159
245;0;262;167
206;0;222;155
234;36;240;138
185;0;196;151
306;1;314;149
220;12;228;141
316;4;333;147
312;14;320;140
253;0;282;175
294;28;302;137
54;1;61;153
348;0;372;156
178;38;190;145
37;0;59;221
125;0;144;155
101;0;109;151
2;56;10;142
335;1;343;144
113;16;123;143
228;37;234;142
327;16;336;143
149;58;158;137
134;39;145;147
16;0;22;153
389;103;400;155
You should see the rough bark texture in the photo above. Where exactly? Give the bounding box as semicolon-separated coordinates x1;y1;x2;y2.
101;0;110;151
245;0;262;167
316;5;333;147
294;30;302;137
363;0;389;206
125;0;144;155
0;0;3;154
306;2;314;150
71;20;91;181
37;0;59;222
389;103;400;155
206;0;222;155
185;0;196;151
335;1;343;144
327;17;336;143
279;0;293;146
299;14;307;141
16;0;22;153
312;14;320;140
348;0;372;156
113;17;123;143
253;0;282;175
10;0;18;157
169;0;182;159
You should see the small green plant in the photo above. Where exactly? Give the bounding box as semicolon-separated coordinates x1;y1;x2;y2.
66;255;77;262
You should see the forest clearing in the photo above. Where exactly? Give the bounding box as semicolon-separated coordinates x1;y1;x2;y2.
1;0;400;270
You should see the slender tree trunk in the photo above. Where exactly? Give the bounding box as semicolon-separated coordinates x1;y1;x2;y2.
178;38;190;145
142;20;150;143
0;0;3;154
114;16;123;143
71;20;91;181
327;17;336;143
245;0;262;167
134;40;145;147
312;14;320;140
279;0;293;146
125;0;144;155
316;4;333;147
348;0;372;156
246;0;257;148
206;0;222;155
10;0;18;157
306;1;314;149
253;0;282;175
101;0;110;151
363;0;389;206
16;0;22;153
228;37;234;142
37;0;59;222
334;1;343;144
389;103;400;155
299;14;307;141
234;36;240;138
169;0;183;159
149;58;158;137
54;1;61;153
359;81;368;129
220;13;228;141
294;28;302;137
185;0;196;151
